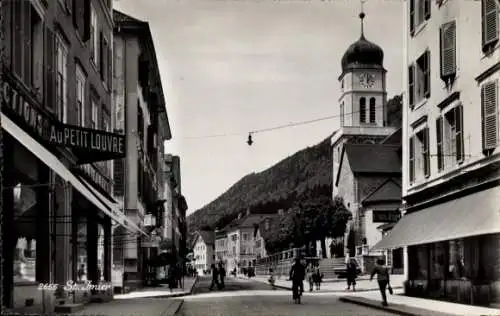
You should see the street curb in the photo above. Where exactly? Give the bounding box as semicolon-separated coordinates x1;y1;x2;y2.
339;296;454;316
173;299;184;315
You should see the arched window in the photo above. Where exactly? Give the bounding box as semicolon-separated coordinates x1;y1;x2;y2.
369;97;376;123
359;97;366;123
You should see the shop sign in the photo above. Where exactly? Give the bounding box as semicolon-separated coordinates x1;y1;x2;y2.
2;79;126;159
372;210;401;223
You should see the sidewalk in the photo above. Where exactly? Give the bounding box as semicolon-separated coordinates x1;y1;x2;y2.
248;274;406;292
340;289;500;316
114;276;198;299
70;277;198;316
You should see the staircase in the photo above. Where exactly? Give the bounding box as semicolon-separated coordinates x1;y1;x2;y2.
319;257;346;279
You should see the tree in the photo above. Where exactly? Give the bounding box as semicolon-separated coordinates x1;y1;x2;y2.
387;94;403;128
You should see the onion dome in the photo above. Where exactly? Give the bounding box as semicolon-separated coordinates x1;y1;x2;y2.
341;12;384;73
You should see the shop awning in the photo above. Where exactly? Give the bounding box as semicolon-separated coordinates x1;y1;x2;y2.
2;114;146;236
372;185;500;250
77;175;147;236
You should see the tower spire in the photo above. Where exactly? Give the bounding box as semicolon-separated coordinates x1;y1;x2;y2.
359;0;366;39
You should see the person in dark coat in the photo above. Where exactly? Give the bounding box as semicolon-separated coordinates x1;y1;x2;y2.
168;264;176;292
209;263;219;291
289;258;306;304
370;258;392;306
346;258;358;291
218;262;226;289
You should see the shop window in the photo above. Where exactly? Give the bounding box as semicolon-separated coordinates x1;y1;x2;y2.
430;242;447;280
77;221;88;283
409;244;429;280
448;239;465;279
13;183;38;284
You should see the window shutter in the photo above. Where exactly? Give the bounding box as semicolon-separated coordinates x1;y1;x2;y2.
482;0;499;49
423;127;430;177
409;0;415;36
83;0;91;42
107;46;112;89
409;136;415;183
44;27;56;110
436;117;444;171
3;0;12;69
455;104;464;162
423;50;431;98
424;0;431;20
408;64;415;107
481;81;498;151
12;0;22;76
99;32;104;80
113;158;125;196
440;21;457;79
22;0;32;84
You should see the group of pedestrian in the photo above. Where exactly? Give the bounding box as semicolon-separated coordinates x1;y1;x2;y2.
285;256;392;306
209;262;226;291
306;262;323;291
167;263;184;292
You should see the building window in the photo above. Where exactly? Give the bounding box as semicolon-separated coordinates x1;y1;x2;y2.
408;50;430;108
31;7;43;101
409;0;430;36
442;105;464;168
90;4;98;64
481;80;499;152
76;66;86;126
440;21;457;81
369;97;376;123
91;101;98;129
409;126;430;183
56;34;68;123
481;0;499;53
360;97;366;123
340;102;345;126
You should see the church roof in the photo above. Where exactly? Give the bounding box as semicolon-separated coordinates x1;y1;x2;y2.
362;179;402;205
340;12;384;75
345;144;401;174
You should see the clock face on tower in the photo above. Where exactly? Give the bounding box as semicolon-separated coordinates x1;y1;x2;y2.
358;72;375;88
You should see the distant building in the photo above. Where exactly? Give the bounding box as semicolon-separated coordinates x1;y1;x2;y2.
222;212;275;274
330;9;403;273
375;0;500;307
192;231;215;274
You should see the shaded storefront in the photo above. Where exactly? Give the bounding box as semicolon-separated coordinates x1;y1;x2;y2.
1;71;144;312
374;184;500;307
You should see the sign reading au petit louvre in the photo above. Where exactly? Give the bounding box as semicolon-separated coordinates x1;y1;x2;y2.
2;76;126;163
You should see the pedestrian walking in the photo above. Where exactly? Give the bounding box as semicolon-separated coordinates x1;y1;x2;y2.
313;263;323;290
306;264;314;291
346;258;358;292
218;262;226;289
268;268;276;290
176;263;184;289
289;258;305;304
168;264;176;292
209;263;220;291
370;258;392;306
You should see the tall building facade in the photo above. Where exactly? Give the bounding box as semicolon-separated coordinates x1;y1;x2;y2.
1;0;144;313
375;0;500;307
112;10;172;291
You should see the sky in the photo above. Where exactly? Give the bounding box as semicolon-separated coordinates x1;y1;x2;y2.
113;0;404;215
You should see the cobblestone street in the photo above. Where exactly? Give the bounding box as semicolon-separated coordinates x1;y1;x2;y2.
177;277;397;316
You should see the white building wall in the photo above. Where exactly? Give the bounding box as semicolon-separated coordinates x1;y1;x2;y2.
402;0;500;197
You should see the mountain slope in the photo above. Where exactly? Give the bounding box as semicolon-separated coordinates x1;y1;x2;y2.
187;134;334;236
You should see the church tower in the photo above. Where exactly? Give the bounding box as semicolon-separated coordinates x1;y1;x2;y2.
332;6;396;198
